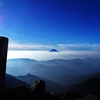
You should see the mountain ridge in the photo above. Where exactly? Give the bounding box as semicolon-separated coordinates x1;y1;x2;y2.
17;73;65;93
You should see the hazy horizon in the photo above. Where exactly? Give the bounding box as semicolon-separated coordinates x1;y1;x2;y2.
7;50;100;61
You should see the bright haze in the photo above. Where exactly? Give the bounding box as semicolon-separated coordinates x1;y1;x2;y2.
0;0;100;60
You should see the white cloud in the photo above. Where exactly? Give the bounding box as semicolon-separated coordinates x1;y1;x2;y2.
57;43;100;51
8;40;100;51
8;41;54;50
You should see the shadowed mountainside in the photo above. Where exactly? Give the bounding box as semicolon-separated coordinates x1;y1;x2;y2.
57;74;91;87
5;74;29;88
67;77;100;94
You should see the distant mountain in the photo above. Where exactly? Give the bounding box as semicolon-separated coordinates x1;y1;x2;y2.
17;73;65;93
67;77;100;94
49;49;58;52
5;73;29;88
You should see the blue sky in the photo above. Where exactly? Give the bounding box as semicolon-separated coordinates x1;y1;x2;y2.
0;0;100;51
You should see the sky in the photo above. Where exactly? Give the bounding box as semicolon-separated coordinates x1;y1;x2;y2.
0;0;100;59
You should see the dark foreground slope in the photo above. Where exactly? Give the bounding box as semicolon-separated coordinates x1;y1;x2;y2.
67;77;100;94
5;74;29;88
3;74;100;100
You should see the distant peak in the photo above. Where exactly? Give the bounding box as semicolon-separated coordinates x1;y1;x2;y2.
27;73;31;76
49;49;58;52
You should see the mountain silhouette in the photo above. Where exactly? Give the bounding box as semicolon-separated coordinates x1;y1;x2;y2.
49;49;58;52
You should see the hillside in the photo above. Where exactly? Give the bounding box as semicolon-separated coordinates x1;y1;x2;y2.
5;74;29;88
67;77;100;94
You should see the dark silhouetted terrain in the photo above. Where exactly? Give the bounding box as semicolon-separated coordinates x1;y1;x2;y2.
67;77;100;94
5;74;29;88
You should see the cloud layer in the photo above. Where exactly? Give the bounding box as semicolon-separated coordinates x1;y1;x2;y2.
8;41;100;51
57;43;100;51
8;42;54;50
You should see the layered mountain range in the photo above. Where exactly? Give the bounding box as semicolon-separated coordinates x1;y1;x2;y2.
5;72;100;94
6;58;100;93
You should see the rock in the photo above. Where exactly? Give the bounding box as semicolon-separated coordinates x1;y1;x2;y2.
31;80;45;96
